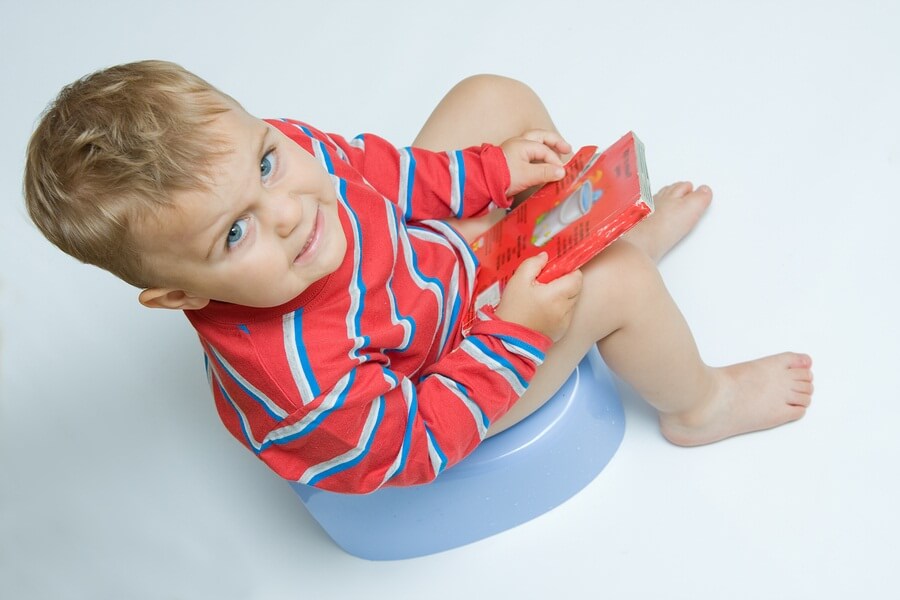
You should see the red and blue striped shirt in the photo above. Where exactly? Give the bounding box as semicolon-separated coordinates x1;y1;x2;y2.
185;120;551;493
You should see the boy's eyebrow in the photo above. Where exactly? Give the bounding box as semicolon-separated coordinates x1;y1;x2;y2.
203;125;270;261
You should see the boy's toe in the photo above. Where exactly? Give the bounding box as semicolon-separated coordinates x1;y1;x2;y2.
791;380;814;397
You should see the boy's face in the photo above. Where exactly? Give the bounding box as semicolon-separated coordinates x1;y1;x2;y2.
138;105;346;310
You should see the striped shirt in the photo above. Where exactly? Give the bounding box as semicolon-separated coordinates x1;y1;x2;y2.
185;120;551;493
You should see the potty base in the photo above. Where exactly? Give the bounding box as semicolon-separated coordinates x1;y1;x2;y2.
291;348;624;560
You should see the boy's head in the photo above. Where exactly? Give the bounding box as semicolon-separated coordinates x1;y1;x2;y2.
24;60;346;310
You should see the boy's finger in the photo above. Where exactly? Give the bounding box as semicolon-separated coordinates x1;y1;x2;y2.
550;269;583;297
513;252;549;281
522;129;573;155
520;129;552;144
521;141;564;166
541;273;582;303
512;164;563;192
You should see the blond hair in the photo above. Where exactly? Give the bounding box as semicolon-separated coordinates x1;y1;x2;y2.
24;60;234;288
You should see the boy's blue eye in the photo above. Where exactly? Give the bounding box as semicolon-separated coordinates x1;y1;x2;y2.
260;150;277;181
227;218;249;248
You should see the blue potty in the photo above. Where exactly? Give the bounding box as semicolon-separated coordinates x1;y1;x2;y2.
291;347;624;560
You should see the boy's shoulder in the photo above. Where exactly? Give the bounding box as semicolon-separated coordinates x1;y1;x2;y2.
268;119;339;150
267;118;359;173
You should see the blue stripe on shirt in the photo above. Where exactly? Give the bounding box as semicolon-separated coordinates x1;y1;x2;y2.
303;396;386;486
454;150;466;218
464;336;529;392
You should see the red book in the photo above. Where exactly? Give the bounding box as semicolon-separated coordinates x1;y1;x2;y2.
466;131;653;327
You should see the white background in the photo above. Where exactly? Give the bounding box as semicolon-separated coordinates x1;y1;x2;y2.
1;1;898;598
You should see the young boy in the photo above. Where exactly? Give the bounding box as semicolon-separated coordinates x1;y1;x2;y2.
24;61;813;494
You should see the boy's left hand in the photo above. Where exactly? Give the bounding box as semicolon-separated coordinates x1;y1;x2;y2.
500;130;572;197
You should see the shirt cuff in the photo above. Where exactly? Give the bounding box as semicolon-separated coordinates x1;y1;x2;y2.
469;304;553;362
479;144;512;209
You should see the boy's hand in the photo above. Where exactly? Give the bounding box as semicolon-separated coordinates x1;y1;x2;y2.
494;253;583;342
500;130;573;197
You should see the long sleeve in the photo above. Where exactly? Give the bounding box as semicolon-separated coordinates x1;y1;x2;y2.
269;119;512;221
201;308;550;494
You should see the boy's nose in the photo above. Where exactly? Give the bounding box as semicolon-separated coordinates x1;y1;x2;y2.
271;193;302;238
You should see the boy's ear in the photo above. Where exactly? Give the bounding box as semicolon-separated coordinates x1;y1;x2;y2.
138;288;210;310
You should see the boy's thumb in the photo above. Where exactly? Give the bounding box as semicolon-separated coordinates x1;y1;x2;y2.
517;252;549;281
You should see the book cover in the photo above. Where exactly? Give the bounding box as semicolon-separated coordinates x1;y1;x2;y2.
466;131;653;326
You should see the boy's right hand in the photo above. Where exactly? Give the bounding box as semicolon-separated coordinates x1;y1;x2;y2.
494;253;583;342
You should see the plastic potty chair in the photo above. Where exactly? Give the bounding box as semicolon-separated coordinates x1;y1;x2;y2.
291;347;624;560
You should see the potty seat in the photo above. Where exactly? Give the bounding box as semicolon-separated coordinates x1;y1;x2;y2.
291;346;624;560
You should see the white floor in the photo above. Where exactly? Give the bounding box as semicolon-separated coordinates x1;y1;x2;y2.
2;1;898;598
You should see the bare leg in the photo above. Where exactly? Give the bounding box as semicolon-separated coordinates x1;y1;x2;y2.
413;74;564;151
490;240;814;444
412;75;814;444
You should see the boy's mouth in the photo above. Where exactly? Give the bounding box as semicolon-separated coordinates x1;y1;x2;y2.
293;207;323;265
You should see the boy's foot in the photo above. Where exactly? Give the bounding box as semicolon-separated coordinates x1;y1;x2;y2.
625;181;713;263
659;353;814;446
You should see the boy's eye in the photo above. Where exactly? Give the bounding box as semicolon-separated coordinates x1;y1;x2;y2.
260;149;278;181
227;218;249;248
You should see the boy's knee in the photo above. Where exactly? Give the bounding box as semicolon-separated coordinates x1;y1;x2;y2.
584;240;661;304
450;74;537;107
